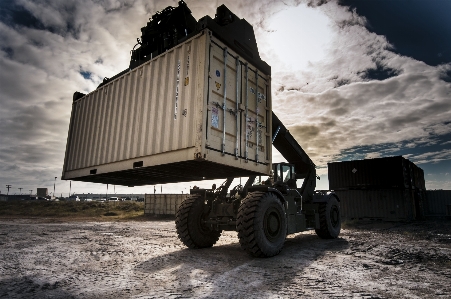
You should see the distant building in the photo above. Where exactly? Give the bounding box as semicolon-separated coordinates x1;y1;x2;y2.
37;188;48;197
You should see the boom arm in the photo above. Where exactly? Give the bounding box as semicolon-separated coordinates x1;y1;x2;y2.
272;112;317;201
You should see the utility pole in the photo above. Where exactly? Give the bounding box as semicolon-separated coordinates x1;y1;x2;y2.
18;187;23;194
29;190;33;195
54;177;57;198
6;185;12;195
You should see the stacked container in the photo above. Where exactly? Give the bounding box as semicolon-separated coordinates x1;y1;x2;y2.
328;156;425;221
424;190;451;217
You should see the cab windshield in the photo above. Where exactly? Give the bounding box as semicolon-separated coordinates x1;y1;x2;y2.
274;164;293;182
282;165;291;182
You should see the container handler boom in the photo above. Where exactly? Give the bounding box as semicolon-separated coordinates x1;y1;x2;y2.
271;111;317;202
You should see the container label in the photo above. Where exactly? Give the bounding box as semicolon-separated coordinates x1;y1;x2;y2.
174;59;181;120
216;70;220;77
186;55;190;75
211;107;219;128
184;55;190;86
246;117;254;140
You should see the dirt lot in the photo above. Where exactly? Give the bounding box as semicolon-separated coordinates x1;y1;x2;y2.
0;217;450;299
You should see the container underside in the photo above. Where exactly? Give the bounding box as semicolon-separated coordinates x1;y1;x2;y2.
69;160;264;186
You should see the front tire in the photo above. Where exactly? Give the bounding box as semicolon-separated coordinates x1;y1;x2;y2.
237;192;287;257
315;195;341;239
176;195;221;248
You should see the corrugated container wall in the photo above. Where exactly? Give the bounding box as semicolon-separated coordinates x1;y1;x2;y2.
145;194;188;215
335;189;420;221
425;190;451;216
329;156;426;221
328;156;425;191
62;30;272;186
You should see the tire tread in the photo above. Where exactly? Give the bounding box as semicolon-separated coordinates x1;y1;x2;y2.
175;195;221;248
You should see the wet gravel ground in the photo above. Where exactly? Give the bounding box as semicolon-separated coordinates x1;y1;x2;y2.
0;218;450;299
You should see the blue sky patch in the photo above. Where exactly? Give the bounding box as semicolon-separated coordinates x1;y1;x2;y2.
80;70;92;80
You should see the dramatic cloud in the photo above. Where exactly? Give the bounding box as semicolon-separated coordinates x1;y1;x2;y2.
0;0;450;194
260;1;451;183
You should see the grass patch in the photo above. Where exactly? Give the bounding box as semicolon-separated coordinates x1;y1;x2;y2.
0;201;146;221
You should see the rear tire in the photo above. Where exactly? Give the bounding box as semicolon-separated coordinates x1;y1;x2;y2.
315;195;341;239
237;192;287;257
176;194;221;248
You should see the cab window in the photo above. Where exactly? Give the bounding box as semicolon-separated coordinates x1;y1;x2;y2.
282;165;291;182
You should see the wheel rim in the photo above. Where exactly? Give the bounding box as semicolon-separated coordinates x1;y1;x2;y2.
264;207;282;242
190;199;212;235
330;205;340;228
196;212;211;234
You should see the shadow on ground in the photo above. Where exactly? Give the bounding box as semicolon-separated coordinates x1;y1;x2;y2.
135;232;349;298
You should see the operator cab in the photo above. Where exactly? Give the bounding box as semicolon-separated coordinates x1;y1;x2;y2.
273;163;297;189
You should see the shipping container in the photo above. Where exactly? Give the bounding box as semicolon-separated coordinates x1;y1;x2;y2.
328;156;425;191
335;189;423;221
424;190;451;216
144;194;188;215
62;29;272;186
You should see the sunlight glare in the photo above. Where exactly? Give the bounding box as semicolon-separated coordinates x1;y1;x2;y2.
266;5;333;71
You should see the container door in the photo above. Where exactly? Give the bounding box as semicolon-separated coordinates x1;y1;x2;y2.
240;63;270;164
206;38;270;164
206;41;242;157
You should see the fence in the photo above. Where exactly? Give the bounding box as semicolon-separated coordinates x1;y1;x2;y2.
144;194;188;215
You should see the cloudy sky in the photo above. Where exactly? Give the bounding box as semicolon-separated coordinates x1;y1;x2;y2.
1;0;450;196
